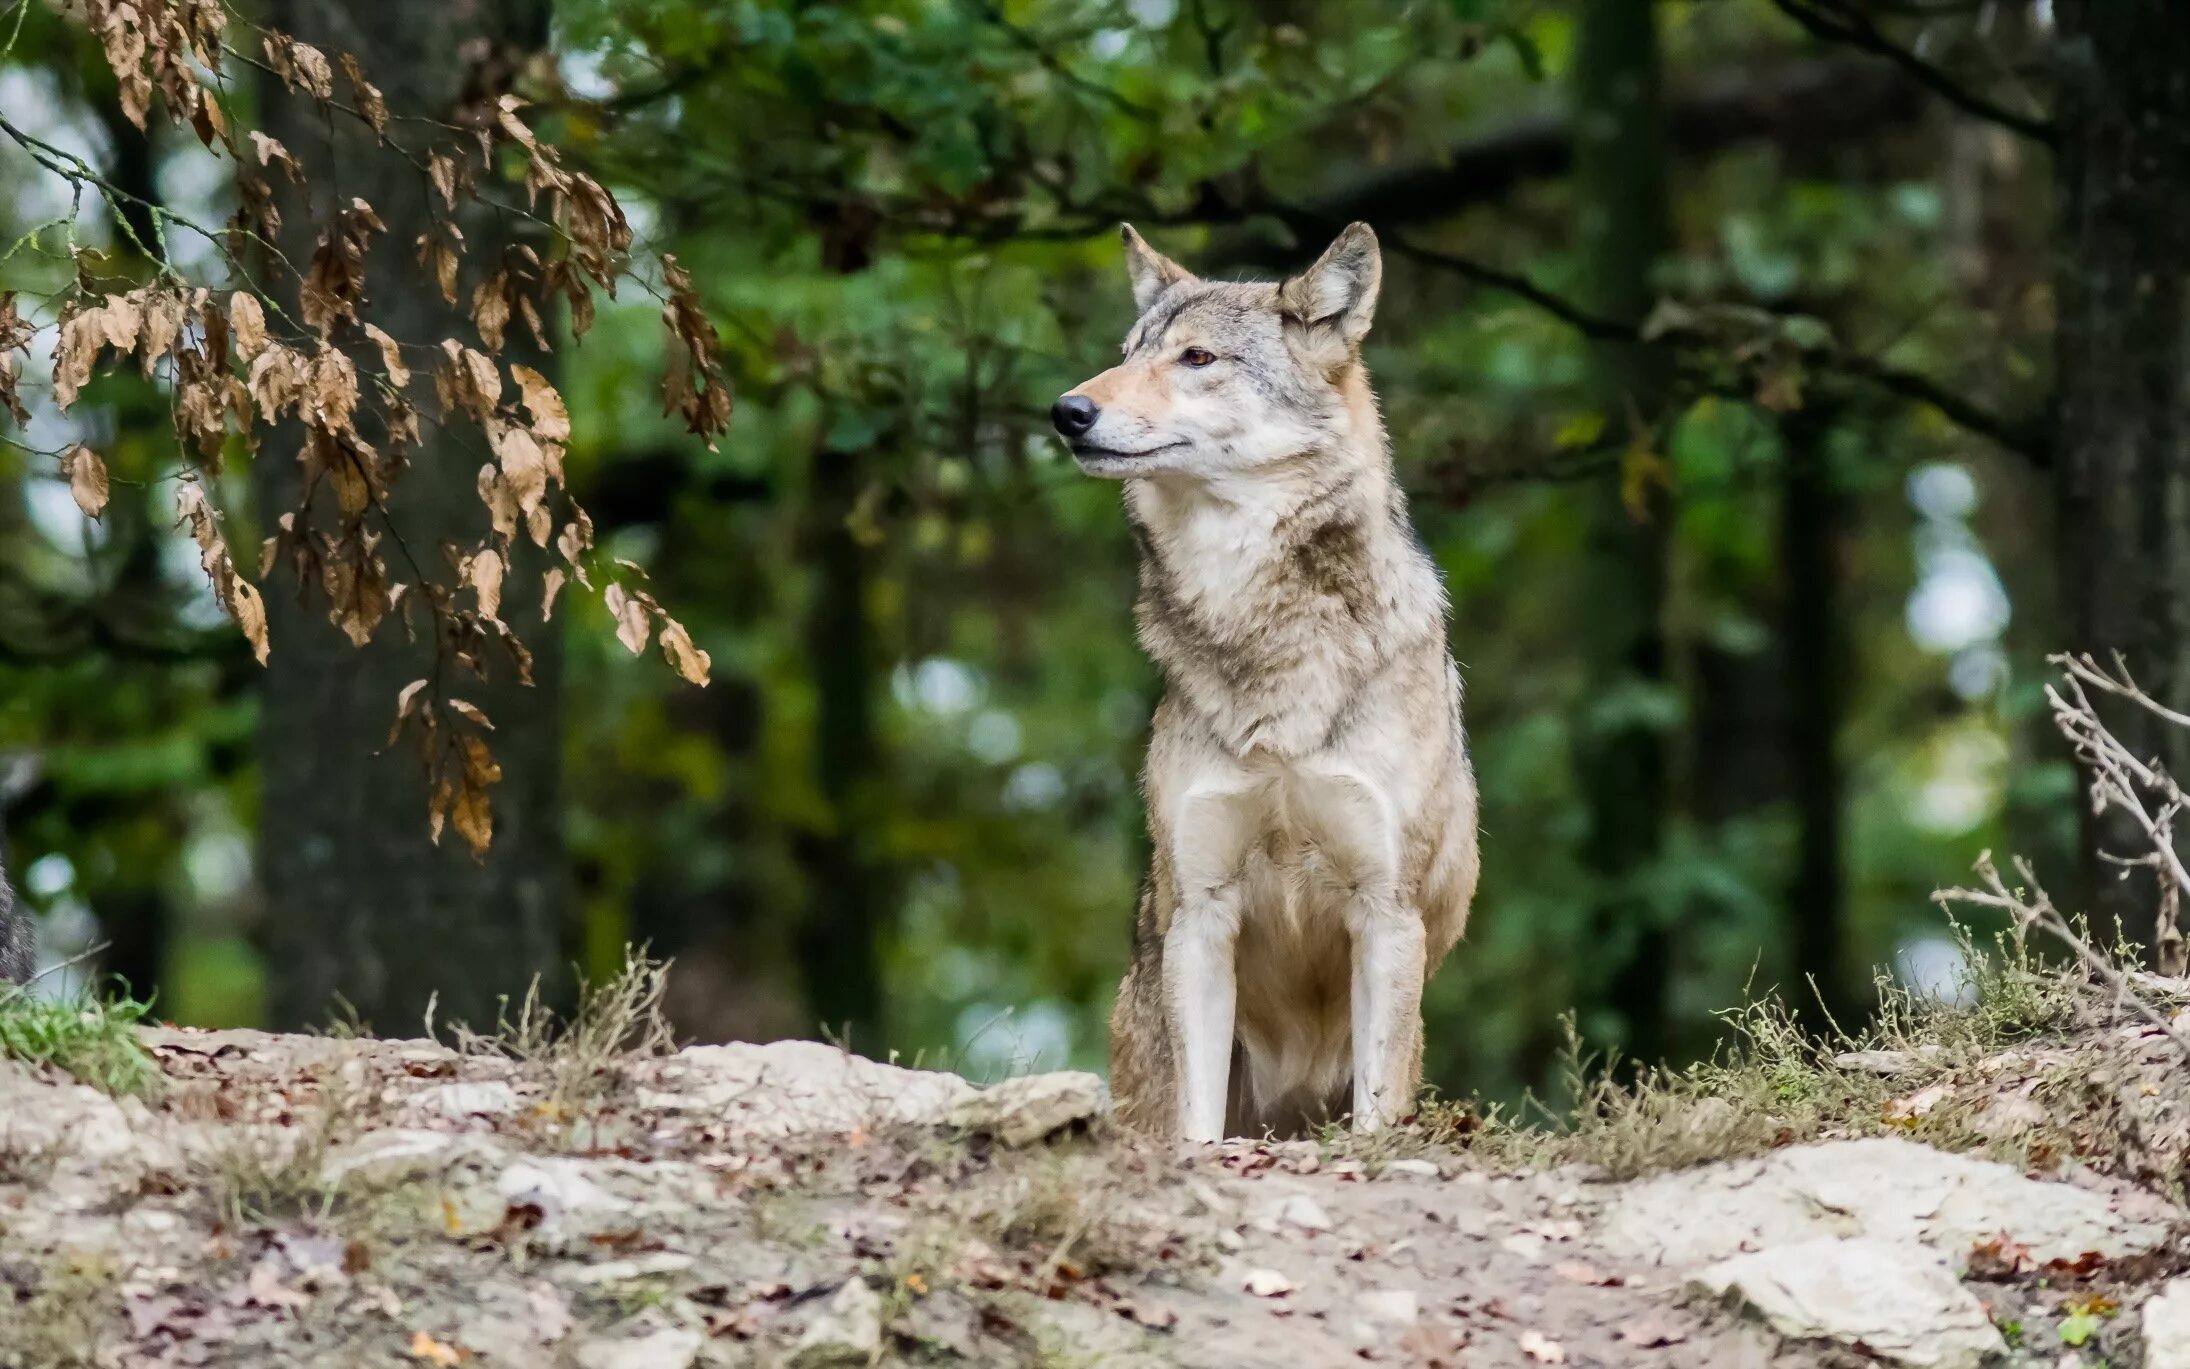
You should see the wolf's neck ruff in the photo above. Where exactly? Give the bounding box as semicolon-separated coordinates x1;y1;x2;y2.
1127;425;1445;764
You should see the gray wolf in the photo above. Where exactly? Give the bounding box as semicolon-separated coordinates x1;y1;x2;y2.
1052;223;1479;1141
0;857;28;985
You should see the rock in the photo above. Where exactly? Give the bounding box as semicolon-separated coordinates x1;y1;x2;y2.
565;1253;696;1285
792;1278;883;1367
1356;1289;1419;1325
571;1322;703;1369
497;1157;630;1247
944;1070;1109;1145
1268;1193;1333;1234
1242;1268;1294;1298
644;1040;1107;1143
1382;1159;1440;1178
2145;1277;2190;1369
1691;1237;2003;1369
319;1128;476;1188
1602;1137;2176;1267
409;1080;519;1121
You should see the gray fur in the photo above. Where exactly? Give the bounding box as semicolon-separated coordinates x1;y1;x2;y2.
0;856;30;985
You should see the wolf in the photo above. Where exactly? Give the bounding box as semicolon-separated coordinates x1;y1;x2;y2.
0;855;28;985
1052;222;1479;1141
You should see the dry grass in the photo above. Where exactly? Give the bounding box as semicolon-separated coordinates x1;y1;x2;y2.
0;1252;118;1369
443;949;676;1150
1346;926;2112;1181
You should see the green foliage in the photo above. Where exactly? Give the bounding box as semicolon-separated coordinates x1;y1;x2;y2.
0;985;158;1096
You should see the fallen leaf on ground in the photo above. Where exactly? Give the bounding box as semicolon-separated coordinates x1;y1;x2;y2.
1552;1260;1619;1286
407;1329;466;1365
1519;1329;1566;1363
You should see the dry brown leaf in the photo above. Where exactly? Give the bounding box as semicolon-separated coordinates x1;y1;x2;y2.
337;52;387;136
405;1329;463;1366
230;292;268;361
61;446;110;519
510;364;569;442
247;130;299;181
541;567;567;621
1518;1330;1566;1364
470;547;504;621
658;619;711;686
449;699;493;730
363;323;410;388
603;583;650;655
494;425;548;515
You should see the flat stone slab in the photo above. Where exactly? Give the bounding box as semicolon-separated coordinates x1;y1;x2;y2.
639;1040;1105;1144
2146;1276;2190;1369
1692;1236;2005;1369
1603;1137;2177;1268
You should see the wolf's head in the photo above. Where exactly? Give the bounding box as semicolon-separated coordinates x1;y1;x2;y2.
1052;223;1383;480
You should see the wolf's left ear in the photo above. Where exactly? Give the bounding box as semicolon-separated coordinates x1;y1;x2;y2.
1279;222;1381;351
1121;223;1194;314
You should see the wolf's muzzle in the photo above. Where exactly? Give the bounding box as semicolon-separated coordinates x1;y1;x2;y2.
1051;393;1100;439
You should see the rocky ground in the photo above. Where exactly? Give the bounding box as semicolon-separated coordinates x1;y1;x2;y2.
5;962;2190;1368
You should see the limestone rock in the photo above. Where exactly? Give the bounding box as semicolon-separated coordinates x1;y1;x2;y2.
944;1069;1108;1145
791;1277;884;1367
409;1080;520;1121
320;1128;478;1188
643;1039;1105;1143
1603;1137;2175;1267
2144;1277;2190;1369
1692;1236;2004;1369
571;1322;702;1369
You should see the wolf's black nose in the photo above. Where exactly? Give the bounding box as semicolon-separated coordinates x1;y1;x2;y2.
1051;394;1100;439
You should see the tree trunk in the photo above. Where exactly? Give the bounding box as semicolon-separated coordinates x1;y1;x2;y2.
1572;0;1675;1063
1781;407;1852;1033
257;0;565;1032
793;443;885;1052
2051;3;2190;957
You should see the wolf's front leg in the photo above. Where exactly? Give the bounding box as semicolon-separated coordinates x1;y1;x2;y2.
1162;888;1241;1143
1349;900;1426;1131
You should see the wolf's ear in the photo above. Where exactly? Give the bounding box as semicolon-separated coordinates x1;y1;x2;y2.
1279;222;1381;350
1121;223;1193;314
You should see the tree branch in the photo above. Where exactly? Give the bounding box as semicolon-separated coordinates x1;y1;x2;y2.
1768;0;2055;147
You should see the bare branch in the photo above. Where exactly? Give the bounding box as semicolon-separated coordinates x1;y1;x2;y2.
1768;0;2055;147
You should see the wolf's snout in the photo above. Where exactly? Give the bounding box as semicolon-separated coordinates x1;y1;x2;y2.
1051;394;1100;439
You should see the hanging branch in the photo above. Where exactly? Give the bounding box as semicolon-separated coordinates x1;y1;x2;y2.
1;0;732;855
1768;0;2056;147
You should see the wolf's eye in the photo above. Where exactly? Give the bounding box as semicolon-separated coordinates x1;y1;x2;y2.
1179;347;1216;368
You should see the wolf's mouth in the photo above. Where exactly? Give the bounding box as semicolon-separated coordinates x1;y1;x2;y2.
1071;441;1186;462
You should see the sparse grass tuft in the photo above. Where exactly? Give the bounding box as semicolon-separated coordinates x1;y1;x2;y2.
1376;923;2106;1180
445;948;677;1149
0;1252;119;1369
0;986;158;1097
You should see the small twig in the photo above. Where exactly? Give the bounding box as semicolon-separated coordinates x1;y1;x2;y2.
0;939;116;1011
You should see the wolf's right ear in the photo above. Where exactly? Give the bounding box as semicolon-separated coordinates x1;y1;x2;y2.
1121;224;1193;314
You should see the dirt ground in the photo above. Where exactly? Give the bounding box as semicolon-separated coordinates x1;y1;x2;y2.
4;963;2189;1367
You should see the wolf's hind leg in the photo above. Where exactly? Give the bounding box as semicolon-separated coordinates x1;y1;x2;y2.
1348;900;1426;1131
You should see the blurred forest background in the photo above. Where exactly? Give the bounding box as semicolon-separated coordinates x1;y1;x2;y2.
0;0;2169;1104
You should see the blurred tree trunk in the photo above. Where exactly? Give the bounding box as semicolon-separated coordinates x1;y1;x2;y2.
1572;0;1674;1063
794;442;885;1052
2051;3;2190;957
1780;406;1852;1033
257;0;565;1031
